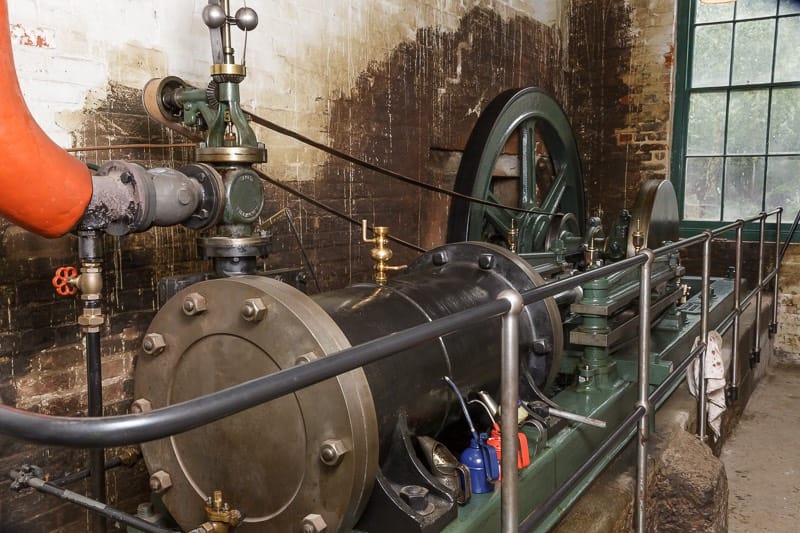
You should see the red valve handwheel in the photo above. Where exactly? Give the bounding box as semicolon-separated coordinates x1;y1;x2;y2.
52;266;78;296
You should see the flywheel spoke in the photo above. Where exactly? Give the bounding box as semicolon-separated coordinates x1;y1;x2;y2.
519;118;537;209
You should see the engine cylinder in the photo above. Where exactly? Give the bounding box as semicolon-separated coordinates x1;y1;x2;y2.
134;242;561;531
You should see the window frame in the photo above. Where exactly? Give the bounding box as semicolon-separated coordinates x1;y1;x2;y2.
670;0;800;241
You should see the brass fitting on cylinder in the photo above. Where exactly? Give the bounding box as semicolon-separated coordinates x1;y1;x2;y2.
632;218;645;254
190;490;243;533
362;220;407;285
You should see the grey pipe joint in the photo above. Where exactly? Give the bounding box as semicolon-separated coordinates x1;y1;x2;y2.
79;161;224;235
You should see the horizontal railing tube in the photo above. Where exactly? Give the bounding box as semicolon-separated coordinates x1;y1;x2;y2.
0;298;512;447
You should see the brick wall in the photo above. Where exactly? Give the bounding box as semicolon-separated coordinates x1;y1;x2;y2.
776;246;800;360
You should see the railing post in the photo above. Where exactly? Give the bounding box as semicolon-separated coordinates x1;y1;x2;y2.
699;231;712;441
635;249;654;533
752;213;766;366
498;289;523;533
770;208;782;336
729;221;744;401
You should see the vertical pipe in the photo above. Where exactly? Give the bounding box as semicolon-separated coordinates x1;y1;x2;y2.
635;250;654;533
86;328;106;533
79;232;106;533
752;213;766;366
729;222;743;402
699;232;713;441
771;208;782;336
498;290;523;533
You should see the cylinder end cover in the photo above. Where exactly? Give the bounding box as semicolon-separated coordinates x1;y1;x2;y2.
134;276;377;531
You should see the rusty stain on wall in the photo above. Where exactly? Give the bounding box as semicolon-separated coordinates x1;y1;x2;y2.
264;7;566;288
10;24;54;48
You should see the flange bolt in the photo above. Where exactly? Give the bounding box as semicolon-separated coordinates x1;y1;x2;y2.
149;471;172;493
319;439;349;466
241;298;267;322
301;514;327;533
130;398;152;414
142;333;166;355
182;293;207;316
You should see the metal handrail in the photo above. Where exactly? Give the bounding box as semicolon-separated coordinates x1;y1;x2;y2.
518;208;782;531
0;209;784;533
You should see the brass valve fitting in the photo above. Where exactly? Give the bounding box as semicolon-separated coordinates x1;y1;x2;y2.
361;220;407;285
190;490;243;533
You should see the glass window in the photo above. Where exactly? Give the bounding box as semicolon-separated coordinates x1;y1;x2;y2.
675;0;800;227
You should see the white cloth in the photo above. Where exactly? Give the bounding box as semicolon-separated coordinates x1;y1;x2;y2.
686;330;726;440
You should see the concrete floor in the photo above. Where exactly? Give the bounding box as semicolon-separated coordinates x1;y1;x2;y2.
721;362;800;532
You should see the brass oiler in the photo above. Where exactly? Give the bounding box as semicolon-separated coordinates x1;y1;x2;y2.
192;490;243;533
632;219;645;254
362;220;407;285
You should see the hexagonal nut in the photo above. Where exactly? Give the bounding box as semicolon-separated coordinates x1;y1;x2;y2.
295;352;318;366
241;297;267;322
77;315;105;327
142;333;166;355
130;398;152;414
149;470;172;493
319;439;350;466
399;485;434;515
182;292;207;316
301;514;327;533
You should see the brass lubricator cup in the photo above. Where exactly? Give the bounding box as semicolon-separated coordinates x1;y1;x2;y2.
362;220;407;285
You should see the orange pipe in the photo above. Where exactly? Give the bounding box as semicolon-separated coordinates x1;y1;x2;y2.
0;0;91;237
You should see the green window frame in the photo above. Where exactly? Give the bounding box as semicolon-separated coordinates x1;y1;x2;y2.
671;0;800;240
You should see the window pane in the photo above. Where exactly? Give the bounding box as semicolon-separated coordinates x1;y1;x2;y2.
736;0;778;19
775;16;800;82
732;19;776;85
685;157;723;220
769;88;800;153
723;157;766;219
697;0;735;23
693;24;733;87
687;92;728;155
765;156;800;214
781;0;800;15
727;90;769;154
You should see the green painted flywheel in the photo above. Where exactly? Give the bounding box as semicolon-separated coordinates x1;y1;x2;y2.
447;88;586;254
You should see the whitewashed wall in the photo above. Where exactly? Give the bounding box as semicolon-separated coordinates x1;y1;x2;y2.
8;0;561;176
